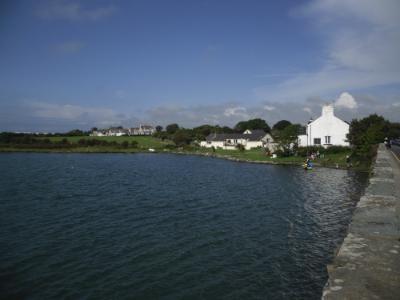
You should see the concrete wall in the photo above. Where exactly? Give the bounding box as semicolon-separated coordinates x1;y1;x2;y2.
322;144;400;299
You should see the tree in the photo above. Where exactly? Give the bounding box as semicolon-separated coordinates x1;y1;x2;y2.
172;129;192;146
166;123;179;134
91;127;98;132
222;126;234;133
348;114;390;146
272;120;292;131
348;114;391;157
388;122;400;140
155;125;163;133
66;129;85;136
275;124;300;156
236;144;245;152
234;118;271;133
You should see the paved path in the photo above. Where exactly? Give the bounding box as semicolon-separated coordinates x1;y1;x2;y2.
322;144;400;299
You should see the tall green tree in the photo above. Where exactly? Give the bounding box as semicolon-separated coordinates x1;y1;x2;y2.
172;129;193;146
276;124;300;156
348;114;391;157
234;118;271;133
272;120;292;131
166;123;179;134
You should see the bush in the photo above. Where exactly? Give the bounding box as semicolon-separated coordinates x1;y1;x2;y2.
182;145;196;151
296;146;350;157
120;141;129;148
164;144;177;150
324;146;351;154
236;144;245;152
78;139;87;146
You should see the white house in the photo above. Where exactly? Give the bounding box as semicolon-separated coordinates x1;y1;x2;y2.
91;130;106;137
298;104;349;147
90;128;128;136
200;129;277;150
129;125;155;136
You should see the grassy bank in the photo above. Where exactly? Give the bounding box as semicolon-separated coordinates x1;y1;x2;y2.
43;135;174;149
174;148;369;171
0;135;370;171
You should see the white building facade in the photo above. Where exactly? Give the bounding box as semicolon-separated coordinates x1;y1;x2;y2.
200;129;278;151
298;105;349;147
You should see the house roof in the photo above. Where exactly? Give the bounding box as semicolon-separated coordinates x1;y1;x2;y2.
205;130;269;142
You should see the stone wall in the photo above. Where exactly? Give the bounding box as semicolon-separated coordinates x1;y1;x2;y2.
322;144;400;299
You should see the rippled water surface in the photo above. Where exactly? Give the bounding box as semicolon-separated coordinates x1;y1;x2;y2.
0;153;368;299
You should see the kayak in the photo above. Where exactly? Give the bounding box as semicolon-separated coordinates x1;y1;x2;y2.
303;163;313;170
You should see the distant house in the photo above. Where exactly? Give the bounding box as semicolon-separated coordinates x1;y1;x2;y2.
91;125;155;137
298;104;349;147
91;130;106;137
200;129;277;151
105;128;129;136
129;125;155;136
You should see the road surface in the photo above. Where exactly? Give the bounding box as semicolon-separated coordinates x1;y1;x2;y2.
390;144;400;161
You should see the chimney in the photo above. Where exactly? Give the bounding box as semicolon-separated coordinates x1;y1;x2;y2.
322;104;334;117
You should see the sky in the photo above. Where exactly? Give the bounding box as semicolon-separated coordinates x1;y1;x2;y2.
0;0;399;132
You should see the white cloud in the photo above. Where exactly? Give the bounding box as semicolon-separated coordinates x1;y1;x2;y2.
303;107;312;114
36;0;116;22
334;92;358;109
263;105;276;111
256;0;400;101
223;106;249;118
30;102;126;127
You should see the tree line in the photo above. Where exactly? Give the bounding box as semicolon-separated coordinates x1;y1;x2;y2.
153;118;306;147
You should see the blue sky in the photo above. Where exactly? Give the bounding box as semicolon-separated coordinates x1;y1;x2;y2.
1;0;399;131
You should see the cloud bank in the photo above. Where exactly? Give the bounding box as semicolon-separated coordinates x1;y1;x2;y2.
1;92;399;132
256;0;400;101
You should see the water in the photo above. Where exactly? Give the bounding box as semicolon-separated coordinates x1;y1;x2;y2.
0;153;368;299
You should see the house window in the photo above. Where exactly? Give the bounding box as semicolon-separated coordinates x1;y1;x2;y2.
207;141;211;144
314;138;321;145
324;136;331;144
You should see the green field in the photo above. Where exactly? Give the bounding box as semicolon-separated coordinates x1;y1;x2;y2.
44;136;173;149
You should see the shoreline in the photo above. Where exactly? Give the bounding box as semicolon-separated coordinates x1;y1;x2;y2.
0;147;370;172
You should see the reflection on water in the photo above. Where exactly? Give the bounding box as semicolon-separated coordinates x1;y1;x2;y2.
0;153;368;300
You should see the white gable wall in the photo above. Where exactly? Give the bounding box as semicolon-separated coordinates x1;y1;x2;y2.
299;105;349;147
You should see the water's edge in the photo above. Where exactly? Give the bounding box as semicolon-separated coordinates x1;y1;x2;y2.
0;149;369;172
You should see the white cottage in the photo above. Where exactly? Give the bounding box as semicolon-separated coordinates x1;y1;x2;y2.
298;105;349;147
200;129;277;150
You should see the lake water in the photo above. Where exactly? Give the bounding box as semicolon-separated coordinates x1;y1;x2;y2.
0;153;368;299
